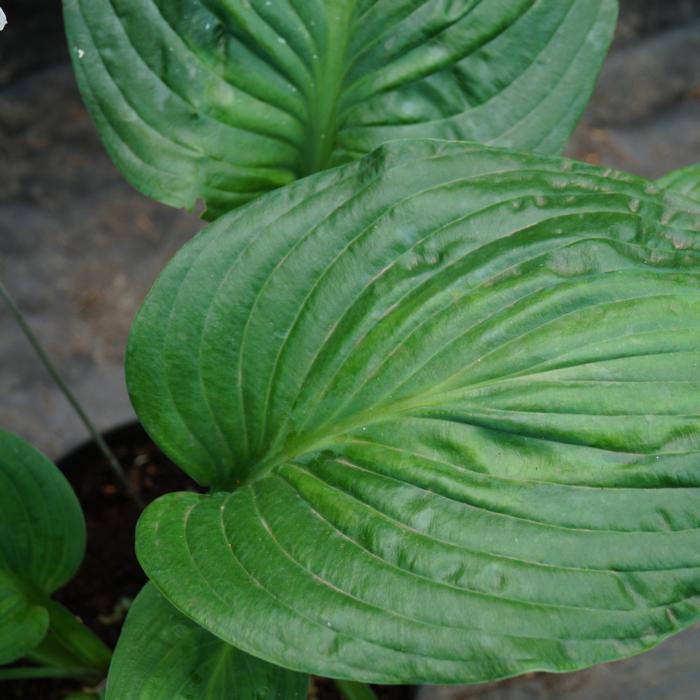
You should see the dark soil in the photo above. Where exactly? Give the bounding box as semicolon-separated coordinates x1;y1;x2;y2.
2;423;417;700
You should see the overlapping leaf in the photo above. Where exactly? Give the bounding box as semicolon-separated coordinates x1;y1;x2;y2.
64;0;617;218
128;140;700;683
0;430;86;664
105;584;308;699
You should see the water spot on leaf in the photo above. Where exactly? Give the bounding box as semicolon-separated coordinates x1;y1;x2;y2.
402;253;420;271
547;247;590;277
666;608;679;627
660;209;678;226
667;233;693;250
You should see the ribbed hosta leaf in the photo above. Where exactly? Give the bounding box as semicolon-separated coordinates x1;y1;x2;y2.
0;430;86;664
128;140;700;684
658;164;700;203
106;584;308;699
63;0;616;218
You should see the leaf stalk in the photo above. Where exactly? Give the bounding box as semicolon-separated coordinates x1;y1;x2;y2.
335;679;380;700
0;281;144;508
25;600;111;679
0;665;97;681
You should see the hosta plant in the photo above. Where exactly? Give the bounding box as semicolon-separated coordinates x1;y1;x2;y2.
6;0;700;698
0;430;111;682
63;0;617;218
120;139;700;695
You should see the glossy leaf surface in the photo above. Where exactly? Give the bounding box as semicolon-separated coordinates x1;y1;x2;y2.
128;140;700;683
658;164;700;203
106;584;308;699
64;0;616;218
0;430;86;664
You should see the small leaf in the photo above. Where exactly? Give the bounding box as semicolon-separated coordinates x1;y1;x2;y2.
0;430;86;663
657;163;700;203
105;584;308;699
128;139;700;683
63;0;617;218
0;571;49;665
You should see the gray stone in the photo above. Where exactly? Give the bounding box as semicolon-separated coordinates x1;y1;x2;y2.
0;63;201;458
567;20;700;178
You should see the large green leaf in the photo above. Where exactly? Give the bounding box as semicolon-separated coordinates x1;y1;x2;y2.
0;430;86;664
658;164;700;204
64;0;616;218
105;584;308;699
128;139;700;684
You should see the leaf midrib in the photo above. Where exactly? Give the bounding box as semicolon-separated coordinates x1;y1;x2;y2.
230;289;696;493
234;369;576;490
300;1;358;175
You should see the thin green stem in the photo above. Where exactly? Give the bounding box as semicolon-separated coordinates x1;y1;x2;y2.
23;600;111;683
43;600;112;671
0;281;144;508
26;635;85;671
334;679;380;700
0;665;96;681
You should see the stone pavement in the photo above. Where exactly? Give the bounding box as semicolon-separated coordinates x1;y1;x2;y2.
567;21;700;177
0;64;200;457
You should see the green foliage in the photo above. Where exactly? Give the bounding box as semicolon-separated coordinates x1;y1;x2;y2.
0;571;48;667
63;0;617;218
0;431;111;679
0;430;86;664
658;164;700;203
105;584;308;699
127;139;700;684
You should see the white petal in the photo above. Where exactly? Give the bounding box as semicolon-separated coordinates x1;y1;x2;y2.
0;8;6;31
